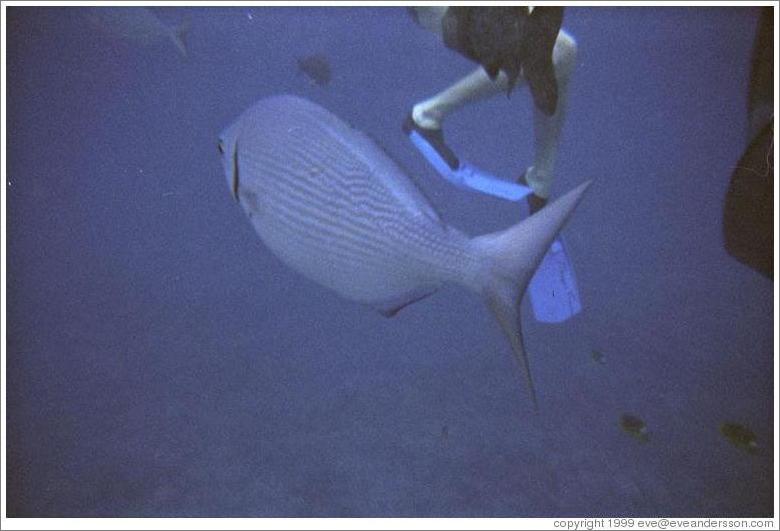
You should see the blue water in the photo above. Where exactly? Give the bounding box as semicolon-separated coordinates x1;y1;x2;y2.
5;6;774;517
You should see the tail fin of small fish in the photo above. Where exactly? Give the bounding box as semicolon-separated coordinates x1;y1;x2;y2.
470;180;592;410
170;16;190;58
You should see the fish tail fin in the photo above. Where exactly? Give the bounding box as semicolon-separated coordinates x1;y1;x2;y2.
470;180;592;410
170;16;190;58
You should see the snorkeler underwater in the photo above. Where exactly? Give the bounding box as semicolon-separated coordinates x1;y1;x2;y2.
3;3;776;522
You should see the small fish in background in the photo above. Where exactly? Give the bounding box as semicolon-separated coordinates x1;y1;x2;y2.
620;414;649;442
720;423;758;454
297;54;332;87
86;8;190;58
591;349;606;365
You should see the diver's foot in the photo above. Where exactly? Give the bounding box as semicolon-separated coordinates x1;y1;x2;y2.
527;194;548;215
403;113;460;170
517;170;548;215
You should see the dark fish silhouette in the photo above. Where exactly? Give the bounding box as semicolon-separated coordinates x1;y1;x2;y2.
723;7;773;278
723;123;773;278
720;423;759;454
619;414;649;442
297;54;332;86
591;349;606;365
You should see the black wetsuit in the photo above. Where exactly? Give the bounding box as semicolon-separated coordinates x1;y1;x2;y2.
440;6;564;116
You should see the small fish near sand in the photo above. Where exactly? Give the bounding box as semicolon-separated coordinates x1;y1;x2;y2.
86;7;190;58
217;95;591;410
297;54;332;86
720;423;758;454
591;349;606;365
620;414;649;442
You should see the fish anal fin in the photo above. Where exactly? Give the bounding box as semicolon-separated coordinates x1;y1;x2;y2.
373;287;437;318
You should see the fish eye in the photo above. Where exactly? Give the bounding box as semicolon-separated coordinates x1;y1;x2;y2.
217;141;225;155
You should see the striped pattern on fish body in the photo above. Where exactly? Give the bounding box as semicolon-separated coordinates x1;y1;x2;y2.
219;94;592;409
220;95;483;307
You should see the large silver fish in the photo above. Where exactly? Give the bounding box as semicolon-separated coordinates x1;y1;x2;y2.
218;95;590;408
86;8;189;58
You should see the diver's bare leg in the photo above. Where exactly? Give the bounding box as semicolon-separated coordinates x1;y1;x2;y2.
525;30;578;204
412;67;510;129
409;28;578;212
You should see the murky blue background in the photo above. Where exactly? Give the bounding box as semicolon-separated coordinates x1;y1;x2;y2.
5;6;774;517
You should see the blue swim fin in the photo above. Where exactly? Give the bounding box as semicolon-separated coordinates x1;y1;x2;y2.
407;129;462;187
528;236;582;323
458;162;533;201
405;119;533;201
404;119;583;322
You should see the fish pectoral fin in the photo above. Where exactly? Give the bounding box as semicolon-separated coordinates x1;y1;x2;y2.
373;287;438;318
